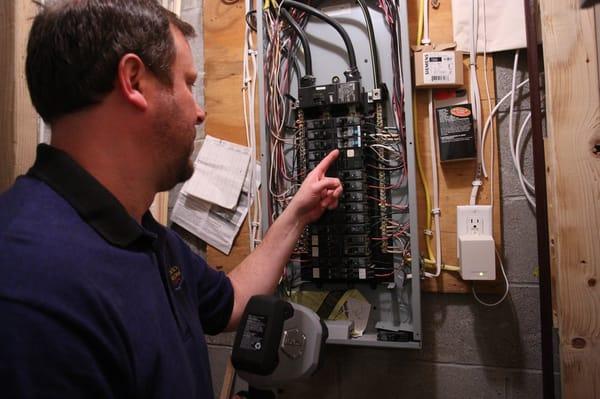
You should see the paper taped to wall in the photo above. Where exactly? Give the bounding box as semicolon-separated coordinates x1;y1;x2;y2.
172;162;261;255
182;135;251;210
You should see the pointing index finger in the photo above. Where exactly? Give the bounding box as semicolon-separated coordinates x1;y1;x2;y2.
314;149;340;175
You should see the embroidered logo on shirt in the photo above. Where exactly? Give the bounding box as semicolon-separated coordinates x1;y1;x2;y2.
168;266;183;290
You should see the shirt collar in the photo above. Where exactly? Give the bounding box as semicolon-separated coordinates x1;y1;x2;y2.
27;144;153;248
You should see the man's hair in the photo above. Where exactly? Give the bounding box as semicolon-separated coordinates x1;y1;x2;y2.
26;0;195;123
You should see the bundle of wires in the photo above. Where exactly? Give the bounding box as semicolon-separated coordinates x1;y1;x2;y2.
243;0;262;250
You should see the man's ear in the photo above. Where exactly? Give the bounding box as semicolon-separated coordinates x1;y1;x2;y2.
117;54;149;110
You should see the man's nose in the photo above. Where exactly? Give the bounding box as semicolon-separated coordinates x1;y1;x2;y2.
196;103;206;125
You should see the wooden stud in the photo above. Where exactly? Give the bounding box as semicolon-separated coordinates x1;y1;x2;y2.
539;0;600;396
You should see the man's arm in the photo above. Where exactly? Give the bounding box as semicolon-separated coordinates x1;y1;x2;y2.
225;150;342;330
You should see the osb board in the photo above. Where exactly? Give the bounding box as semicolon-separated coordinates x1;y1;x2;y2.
204;1;503;293
407;0;502;293
539;0;600;396
204;1;250;273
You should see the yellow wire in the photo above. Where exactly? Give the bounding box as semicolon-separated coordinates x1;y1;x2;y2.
417;0;424;47
412;8;459;272
412;95;434;261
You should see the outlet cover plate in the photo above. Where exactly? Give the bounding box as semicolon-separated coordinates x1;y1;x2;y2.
456;205;493;256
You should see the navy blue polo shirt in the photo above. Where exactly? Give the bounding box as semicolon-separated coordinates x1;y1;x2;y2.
0;144;234;398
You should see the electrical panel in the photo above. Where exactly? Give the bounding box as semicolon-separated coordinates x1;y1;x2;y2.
257;0;422;348
299;83;395;284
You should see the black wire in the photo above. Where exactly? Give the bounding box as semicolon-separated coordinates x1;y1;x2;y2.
245;10;257;32
282;0;358;71
355;0;381;88
280;8;313;76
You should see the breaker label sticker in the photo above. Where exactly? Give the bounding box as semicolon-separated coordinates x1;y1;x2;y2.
423;51;456;84
359;268;367;280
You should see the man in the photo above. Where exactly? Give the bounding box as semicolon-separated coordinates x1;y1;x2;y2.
0;1;342;398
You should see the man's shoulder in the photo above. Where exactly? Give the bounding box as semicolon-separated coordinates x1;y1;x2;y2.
0;176;88;239
0;176;126;299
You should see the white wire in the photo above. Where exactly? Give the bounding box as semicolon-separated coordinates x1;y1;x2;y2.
469;0;483;205
481;0;495;209
515;113;536;208
428;90;441;277
472;249;510;307
504;49;535;210
421;0;431;45
242;0;261;249
508;50;520;190
516;113;535;192
480;78;530;175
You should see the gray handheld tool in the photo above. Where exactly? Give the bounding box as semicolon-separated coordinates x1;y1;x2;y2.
231;295;328;389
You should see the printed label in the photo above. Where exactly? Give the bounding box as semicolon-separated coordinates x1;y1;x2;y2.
423;51;456;84
240;314;268;351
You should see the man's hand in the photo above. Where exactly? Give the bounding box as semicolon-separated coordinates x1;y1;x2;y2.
226;150;342;331
287;149;343;225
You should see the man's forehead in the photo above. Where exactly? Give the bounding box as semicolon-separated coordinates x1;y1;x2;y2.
171;25;195;69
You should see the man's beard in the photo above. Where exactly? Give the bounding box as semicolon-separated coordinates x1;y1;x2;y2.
152;95;196;192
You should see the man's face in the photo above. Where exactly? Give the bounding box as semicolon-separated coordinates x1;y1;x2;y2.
150;26;205;192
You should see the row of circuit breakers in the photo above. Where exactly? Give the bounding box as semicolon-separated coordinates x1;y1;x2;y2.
297;80;394;284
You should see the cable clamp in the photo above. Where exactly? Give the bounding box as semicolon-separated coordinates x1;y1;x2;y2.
471;179;482;187
431;207;441;216
424;229;433;236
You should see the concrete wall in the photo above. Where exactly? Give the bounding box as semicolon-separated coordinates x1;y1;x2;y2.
172;2;552;396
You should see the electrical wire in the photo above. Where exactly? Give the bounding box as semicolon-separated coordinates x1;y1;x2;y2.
481;0;496;208
468;0;483;206
264;0;413;281
472;248;510;307
281;0;359;75
480;78;530;172
280;8;313;77
427;89;441;277
477;51;536;209
508;50;520;192
411;0;458;276
506;49;535;210
421;0;431;45
242;0;262;249
515;112;536;208
419;0;443;277
355;0;381;88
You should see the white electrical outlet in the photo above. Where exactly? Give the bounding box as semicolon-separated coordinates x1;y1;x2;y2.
457;205;493;238
457;205;495;280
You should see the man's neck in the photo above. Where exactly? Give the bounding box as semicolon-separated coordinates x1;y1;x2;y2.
50;112;156;224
